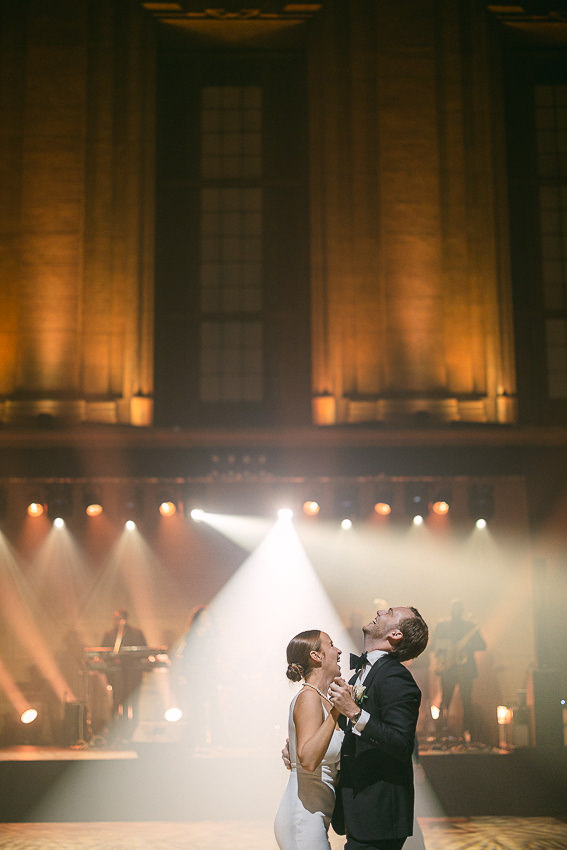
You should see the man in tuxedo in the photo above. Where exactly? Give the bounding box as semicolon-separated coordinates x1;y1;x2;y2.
328;606;429;850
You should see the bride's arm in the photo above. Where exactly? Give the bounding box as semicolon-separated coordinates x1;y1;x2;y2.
294;689;339;773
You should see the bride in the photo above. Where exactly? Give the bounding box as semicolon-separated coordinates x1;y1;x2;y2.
274;630;344;850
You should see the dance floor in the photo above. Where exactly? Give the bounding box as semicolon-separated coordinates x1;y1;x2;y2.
0;818;566;849
1;743;566;848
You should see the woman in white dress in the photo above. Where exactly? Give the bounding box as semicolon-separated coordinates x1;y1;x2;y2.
274;629;344;850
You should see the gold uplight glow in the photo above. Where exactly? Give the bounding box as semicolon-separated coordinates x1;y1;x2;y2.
159;501;177;517
497;705;513;725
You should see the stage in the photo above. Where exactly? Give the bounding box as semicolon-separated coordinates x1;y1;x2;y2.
0;742;566;849
0;741;566;824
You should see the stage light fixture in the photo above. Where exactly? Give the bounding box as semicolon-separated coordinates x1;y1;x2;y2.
404;482;429;519
497;705;513;725
341;518;352;530
125;520;136;531
373;485;393;516
277;508;293;520
159;500;177;517
302;499;320;516
475;517;487;530
432;489;451;516
83;488;103;517
165;707;183;723
497;704;513;748
53;517;65;529
27;501;45;518
20;708;38;724
157;486;179;517
412;514;424;526
190;508;205;522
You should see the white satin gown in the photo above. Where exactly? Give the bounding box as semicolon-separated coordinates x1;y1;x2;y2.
274;691;344;849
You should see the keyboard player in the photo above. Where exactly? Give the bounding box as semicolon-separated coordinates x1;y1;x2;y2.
101;609;147;741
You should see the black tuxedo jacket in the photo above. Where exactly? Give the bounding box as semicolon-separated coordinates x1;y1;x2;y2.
332;653;421;842
102;624;147;650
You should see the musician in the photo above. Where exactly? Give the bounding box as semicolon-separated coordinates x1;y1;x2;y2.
172;605;217;749
431;599;486;741
101;609;147;740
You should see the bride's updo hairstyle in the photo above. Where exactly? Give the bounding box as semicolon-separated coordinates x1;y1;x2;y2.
286;630;322;682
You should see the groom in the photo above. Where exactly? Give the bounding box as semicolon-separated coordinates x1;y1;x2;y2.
328;606;429;850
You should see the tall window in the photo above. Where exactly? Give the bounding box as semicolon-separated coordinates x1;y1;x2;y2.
154;53;310;426
505;50;567;423
199;86;264;403
535;85;567;399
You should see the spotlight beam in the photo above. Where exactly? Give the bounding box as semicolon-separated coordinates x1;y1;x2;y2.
0;535;77;702
0;654;35;719
181;516;357;755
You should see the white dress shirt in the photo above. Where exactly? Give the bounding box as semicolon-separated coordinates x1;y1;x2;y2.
352;649;389;735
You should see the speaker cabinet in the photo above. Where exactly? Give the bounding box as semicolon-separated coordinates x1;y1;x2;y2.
527;669;564;748
62;701;89;746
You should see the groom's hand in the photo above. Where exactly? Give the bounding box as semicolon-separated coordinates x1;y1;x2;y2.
281;737;291;770
329;677;360;721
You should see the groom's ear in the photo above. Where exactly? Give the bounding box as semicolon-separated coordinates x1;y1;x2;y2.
310;649;322;664
387;628;403;649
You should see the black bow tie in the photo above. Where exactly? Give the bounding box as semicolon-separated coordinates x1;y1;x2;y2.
350;651;369;671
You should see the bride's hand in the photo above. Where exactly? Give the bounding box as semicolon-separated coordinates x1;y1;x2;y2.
329;677;360;720
328;679;344;721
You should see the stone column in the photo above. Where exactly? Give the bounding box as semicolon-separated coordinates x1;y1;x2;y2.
0;0;155;425
309;0;516;425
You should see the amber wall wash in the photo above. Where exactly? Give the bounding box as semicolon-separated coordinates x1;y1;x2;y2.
0;0;155;426
309;0;517;426
0;0;517;427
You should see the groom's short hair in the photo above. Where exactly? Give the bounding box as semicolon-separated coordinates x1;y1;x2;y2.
391;607;428;662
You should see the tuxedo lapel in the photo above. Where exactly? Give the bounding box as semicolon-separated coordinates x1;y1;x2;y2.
341;656;390;741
